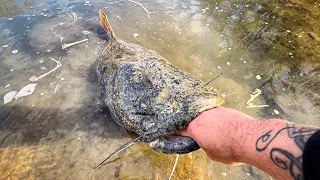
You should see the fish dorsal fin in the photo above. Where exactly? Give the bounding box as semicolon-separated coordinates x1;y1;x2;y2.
99;9;116;39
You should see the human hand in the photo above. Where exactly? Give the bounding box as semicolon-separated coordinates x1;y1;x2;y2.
179;107;255;165
180;107;319;180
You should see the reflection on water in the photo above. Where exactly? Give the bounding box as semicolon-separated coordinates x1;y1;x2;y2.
0;0;319;179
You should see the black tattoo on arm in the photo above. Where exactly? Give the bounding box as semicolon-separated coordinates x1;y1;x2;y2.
255;124;318;180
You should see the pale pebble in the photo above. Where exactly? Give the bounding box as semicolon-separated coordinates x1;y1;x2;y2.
256;75;261;80
29;76;36;82
12;50;19;54
15;84;37;100
4;91;17;104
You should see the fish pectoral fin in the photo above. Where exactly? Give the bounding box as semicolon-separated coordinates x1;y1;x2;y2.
93;136;142;169
99;9;117;39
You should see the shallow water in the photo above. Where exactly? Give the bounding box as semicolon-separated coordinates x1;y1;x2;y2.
0;0;319;179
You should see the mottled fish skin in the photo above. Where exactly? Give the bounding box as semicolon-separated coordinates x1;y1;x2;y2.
96;10;224;154
97;39;223;141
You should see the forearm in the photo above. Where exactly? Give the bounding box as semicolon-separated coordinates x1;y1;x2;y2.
237;119;319;180
183;108;319;179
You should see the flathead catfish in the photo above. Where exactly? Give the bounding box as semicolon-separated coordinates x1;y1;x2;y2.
95;10;224;168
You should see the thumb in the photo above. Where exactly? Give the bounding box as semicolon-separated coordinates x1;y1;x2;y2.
176;128;190;137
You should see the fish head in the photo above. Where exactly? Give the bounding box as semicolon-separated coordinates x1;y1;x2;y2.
136;82;225;154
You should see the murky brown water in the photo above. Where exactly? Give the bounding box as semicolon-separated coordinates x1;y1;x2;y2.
0;0;319;179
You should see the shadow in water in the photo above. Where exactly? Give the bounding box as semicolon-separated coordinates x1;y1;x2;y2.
0;63;128;148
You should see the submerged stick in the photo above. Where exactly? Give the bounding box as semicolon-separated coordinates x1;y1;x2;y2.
93;137;142;170
168;154;179;180
66;11;78;22
66;12;73;21
246;88;269;108
54;84;59;94
61;37;88;49
30;58;62;82
225;92;237;97
246;105;269;108
133;33;140;42
128;0;150;19
116;15;123;22
72;12;78;22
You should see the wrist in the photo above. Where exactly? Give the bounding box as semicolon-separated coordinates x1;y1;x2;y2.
230;117;257;163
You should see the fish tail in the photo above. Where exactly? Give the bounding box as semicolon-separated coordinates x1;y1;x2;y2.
99;9;116;39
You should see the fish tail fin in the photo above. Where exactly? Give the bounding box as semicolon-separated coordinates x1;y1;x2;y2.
99;9;116;39
93;136;142;169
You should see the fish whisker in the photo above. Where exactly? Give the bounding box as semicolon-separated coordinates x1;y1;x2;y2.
93;136;142;170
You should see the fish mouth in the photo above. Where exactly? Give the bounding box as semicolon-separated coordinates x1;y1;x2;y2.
149;135;200;154
148;103;219;154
